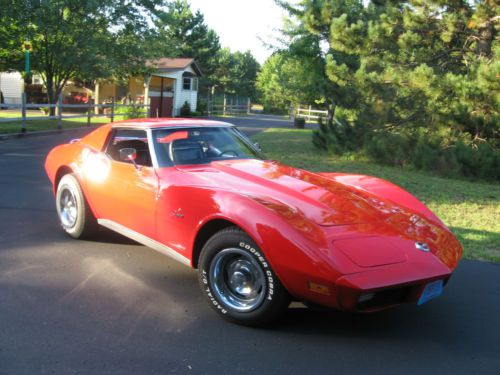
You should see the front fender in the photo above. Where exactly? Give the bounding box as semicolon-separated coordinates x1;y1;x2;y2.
157;186;341;304
202;191;349;305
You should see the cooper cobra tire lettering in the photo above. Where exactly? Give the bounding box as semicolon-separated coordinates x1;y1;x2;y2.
239;241;275;300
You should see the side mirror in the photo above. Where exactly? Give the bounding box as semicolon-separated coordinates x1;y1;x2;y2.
254;142;261;152
119;148;137;162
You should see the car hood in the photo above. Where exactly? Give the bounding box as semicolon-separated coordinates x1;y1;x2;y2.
169;159;419;227
159;159;461;270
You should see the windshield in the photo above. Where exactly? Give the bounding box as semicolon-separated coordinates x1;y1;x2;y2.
152;126;264;167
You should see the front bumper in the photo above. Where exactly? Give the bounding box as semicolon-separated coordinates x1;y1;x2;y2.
334;259;452;311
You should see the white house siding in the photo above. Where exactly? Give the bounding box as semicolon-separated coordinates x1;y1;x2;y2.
151;65;199;116
0;72;24;104
172;66;198;116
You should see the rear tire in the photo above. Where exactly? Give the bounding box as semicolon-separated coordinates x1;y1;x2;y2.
198;227;290;326
56;174;97;239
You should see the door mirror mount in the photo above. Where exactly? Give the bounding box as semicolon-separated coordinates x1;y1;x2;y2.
119;148;140;170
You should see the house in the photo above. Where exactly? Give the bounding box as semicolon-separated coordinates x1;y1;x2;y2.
94;58;202;117
0;71;88;105
0;71;24;104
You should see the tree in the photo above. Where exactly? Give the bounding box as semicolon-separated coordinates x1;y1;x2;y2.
213;49;260;100
273;0;498;138
259;1;364;119
257;50;324;112
0;0;158;114
271;0;498;179
152;0;221;91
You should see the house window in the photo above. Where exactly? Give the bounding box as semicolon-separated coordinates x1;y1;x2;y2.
32;75;42;85
183;77;191;90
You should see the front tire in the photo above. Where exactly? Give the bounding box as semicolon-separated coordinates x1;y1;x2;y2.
198;227;290;326
56;174;97;239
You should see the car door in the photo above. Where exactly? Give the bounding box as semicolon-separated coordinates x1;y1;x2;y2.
86;128;158;239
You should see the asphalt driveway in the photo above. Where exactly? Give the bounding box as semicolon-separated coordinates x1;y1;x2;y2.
0;120;498;374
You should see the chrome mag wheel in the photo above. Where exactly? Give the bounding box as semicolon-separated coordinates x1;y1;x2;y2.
58;187;78;228
209;248;267;312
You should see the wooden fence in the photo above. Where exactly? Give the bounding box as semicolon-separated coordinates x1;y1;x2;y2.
206;96;251;116
295;106;327;121
295;106;343;126
0;93;149;133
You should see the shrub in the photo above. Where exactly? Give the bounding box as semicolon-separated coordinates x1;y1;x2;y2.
311;116;499;181
365;132;411;166
196;100;207;115
114;104;147;119
180;101;191;117
450;141;499;180
363;129;499;181
411;129;442;171
313;117;367;155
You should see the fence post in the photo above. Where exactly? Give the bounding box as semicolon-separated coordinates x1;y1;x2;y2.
206;87;210;117
308;105;312;121
247;97;251;114
57;93;62;130
87;98;92;127
110;97;115;122
21;92;27;134
223;94;227;116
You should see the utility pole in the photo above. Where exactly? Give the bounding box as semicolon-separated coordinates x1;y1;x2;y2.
23;41;32;76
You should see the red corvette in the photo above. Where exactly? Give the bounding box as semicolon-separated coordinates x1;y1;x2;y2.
45;118;462;326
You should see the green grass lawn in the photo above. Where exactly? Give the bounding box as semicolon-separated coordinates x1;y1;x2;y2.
252;128;500;263
0;115;126;134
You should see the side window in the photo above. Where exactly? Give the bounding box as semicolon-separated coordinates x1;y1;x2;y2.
106;129;152;167
183;77;191;90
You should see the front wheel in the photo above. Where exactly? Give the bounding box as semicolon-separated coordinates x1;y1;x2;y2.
198;227;290;326
56;173;97;239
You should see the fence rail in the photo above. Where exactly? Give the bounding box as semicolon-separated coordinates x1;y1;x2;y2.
206;95;251;116
295;106;343;126
0;93;149;133
295;106;327;121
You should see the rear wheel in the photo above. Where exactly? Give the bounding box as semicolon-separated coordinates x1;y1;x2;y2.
56;174;97;239
198;227;290;326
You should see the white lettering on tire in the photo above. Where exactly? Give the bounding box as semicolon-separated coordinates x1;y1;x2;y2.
239;241;275;301
202;270;227;314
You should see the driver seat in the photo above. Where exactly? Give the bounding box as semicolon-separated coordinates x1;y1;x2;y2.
169;139;205;164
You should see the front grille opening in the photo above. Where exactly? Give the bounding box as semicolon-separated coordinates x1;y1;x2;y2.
357;286;412;310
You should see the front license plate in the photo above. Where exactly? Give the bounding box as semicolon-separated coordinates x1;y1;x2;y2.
418;279;444;305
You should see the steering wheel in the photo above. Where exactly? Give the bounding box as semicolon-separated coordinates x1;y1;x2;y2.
220;150;238;157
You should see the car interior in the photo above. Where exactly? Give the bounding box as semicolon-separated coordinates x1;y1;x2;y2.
107;139;152;167
168;139;205;164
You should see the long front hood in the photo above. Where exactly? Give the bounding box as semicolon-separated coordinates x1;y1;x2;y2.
193;159;390;226
172;159;421;227
160;159;460;269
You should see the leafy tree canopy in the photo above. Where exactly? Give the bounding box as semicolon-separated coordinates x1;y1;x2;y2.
0;0;163;107
152;0;221;90
261;0;498;179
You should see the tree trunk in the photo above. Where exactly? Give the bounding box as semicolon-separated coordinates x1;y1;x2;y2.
45;76;56;117
326;100;336;125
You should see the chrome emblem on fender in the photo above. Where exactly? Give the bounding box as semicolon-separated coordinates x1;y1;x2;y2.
170;208;184;219
415;242;430;252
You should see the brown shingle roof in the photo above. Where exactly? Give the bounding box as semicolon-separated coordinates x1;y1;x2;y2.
146;58;202;76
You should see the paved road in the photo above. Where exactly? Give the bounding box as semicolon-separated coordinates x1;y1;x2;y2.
0;121;499;374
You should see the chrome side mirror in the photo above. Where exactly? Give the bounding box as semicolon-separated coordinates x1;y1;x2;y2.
119;147;137;162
